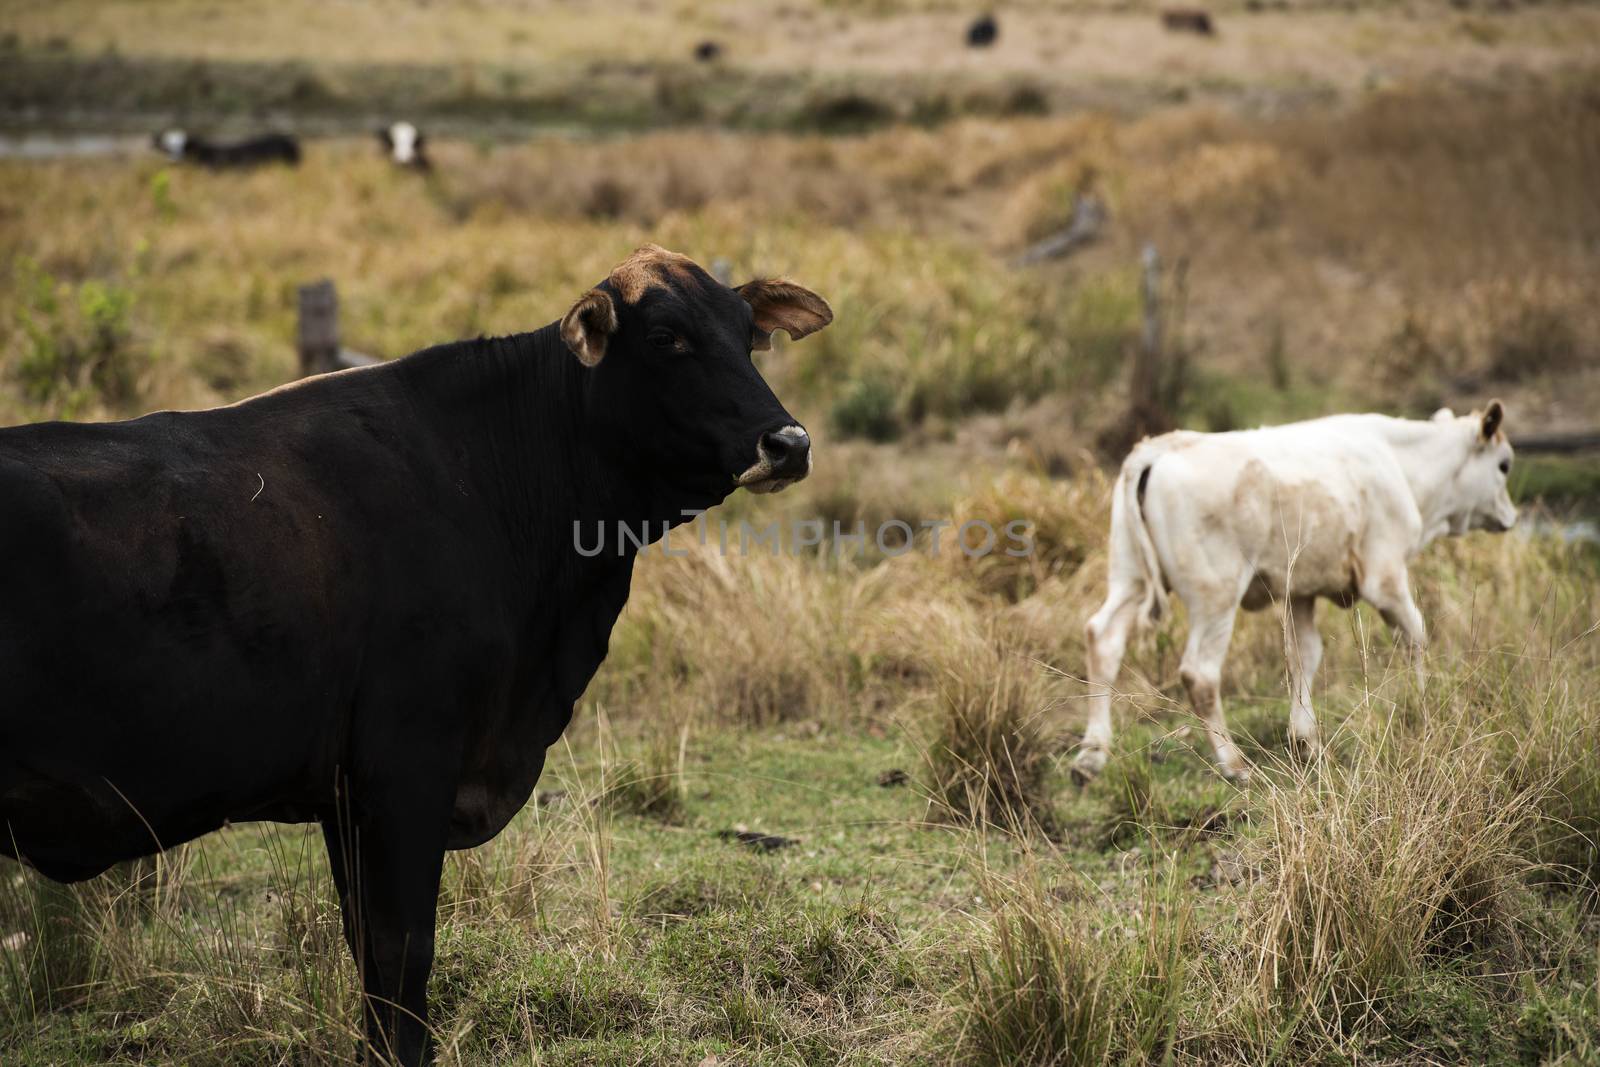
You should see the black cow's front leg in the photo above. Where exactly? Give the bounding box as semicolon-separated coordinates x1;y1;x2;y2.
323;789;450;1066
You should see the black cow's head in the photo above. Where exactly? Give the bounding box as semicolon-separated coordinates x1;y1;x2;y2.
561;246;830;507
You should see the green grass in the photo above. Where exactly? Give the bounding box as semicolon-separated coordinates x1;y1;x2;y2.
8;641;1594;1064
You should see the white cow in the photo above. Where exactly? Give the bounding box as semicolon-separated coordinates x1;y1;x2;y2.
1076;403;1517;782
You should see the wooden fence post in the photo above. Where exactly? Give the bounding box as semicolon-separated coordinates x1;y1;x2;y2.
297;280;380;377
1133;243;1162;418
297;280;339;377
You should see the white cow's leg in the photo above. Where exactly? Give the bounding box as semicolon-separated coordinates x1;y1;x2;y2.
1074;587;1144;781
1286;595;1323;759
1179;598;1248;782
1366;566;1427;688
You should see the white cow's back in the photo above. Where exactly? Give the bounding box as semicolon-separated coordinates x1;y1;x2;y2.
1129;417;1420;609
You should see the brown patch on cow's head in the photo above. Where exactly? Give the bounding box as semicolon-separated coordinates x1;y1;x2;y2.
736;279;834;351
607;244;699;304
561;287;618;366
1478;398;1506;444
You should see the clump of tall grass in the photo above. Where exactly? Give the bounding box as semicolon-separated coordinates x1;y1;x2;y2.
1409;534;1600;894
952;860;1191;1066
915;609;1062;835
608;540;883;725
1242;729;1533;1042
595;708;689;824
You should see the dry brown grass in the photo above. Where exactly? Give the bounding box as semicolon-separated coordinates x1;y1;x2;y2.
1243;734;1533;1037
6;0;1594;111
6;78;1600;433
910;605;1065;834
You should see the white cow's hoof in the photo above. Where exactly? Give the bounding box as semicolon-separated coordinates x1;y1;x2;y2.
1070;746;1108;785
1288;735;1321;764
1220;762;1253;785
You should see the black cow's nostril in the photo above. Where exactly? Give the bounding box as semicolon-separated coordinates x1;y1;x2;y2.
761;429;810;477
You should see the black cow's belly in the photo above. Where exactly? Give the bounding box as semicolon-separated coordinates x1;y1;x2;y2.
0;674;342;880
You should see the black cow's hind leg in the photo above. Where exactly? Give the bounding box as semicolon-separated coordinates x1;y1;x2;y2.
322;792;449;1067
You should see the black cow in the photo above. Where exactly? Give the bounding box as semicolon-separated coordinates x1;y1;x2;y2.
0;246;830;1065
376;121;431;170
153;128;302;167
1161;8;1216;34
693;39;723;62
966;13;999;47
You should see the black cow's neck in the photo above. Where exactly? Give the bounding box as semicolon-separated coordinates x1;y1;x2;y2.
395;322;669;591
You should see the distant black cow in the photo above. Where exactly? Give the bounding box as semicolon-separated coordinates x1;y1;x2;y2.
0;246;831;1066
153;129;302;167
377;121;431;170
1161;8;1216;34
967;13;999;47
693;39;723;62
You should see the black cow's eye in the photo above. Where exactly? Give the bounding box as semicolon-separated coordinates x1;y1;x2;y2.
647;329;677;351
1499;460;1511;475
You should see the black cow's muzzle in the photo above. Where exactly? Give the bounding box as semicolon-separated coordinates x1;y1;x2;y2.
735;424;811;494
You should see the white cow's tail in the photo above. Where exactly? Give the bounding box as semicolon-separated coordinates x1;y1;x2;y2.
1118;453;1169;630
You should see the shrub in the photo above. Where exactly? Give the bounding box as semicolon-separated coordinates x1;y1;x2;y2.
830;374;901;442
10;259;141;417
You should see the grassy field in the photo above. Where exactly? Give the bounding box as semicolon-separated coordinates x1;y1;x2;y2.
2;484;1597;1064
3;0;1598;131
3;5;1600;1063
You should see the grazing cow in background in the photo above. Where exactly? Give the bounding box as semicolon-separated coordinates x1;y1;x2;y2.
377;121;431;170
967;13;999;46
693;39;724;62
1161;8;1216;34
1075;404;1517;783
0;246;831;1066
152;129;301;167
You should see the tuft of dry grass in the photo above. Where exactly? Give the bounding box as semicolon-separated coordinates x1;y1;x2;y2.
604;540;887;726
939;467;1107;602
914;607;1063;835
1242;730;1534;1040
952;858;1191;1067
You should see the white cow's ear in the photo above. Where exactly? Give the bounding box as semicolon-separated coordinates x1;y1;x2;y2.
561;288;617;367
1431;407;1455;422
1480;399;1504;441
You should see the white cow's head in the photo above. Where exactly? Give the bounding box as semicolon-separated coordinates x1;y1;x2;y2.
1435;401;1517;534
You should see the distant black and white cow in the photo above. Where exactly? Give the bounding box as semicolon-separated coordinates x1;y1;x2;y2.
1076;406;1517;783
376;121;431;170
0;246;831;1066
153;129;302;168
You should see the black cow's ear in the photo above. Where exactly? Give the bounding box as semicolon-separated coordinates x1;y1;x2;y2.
736;279;833;352
1480;399;1504;441
561;288;617;367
